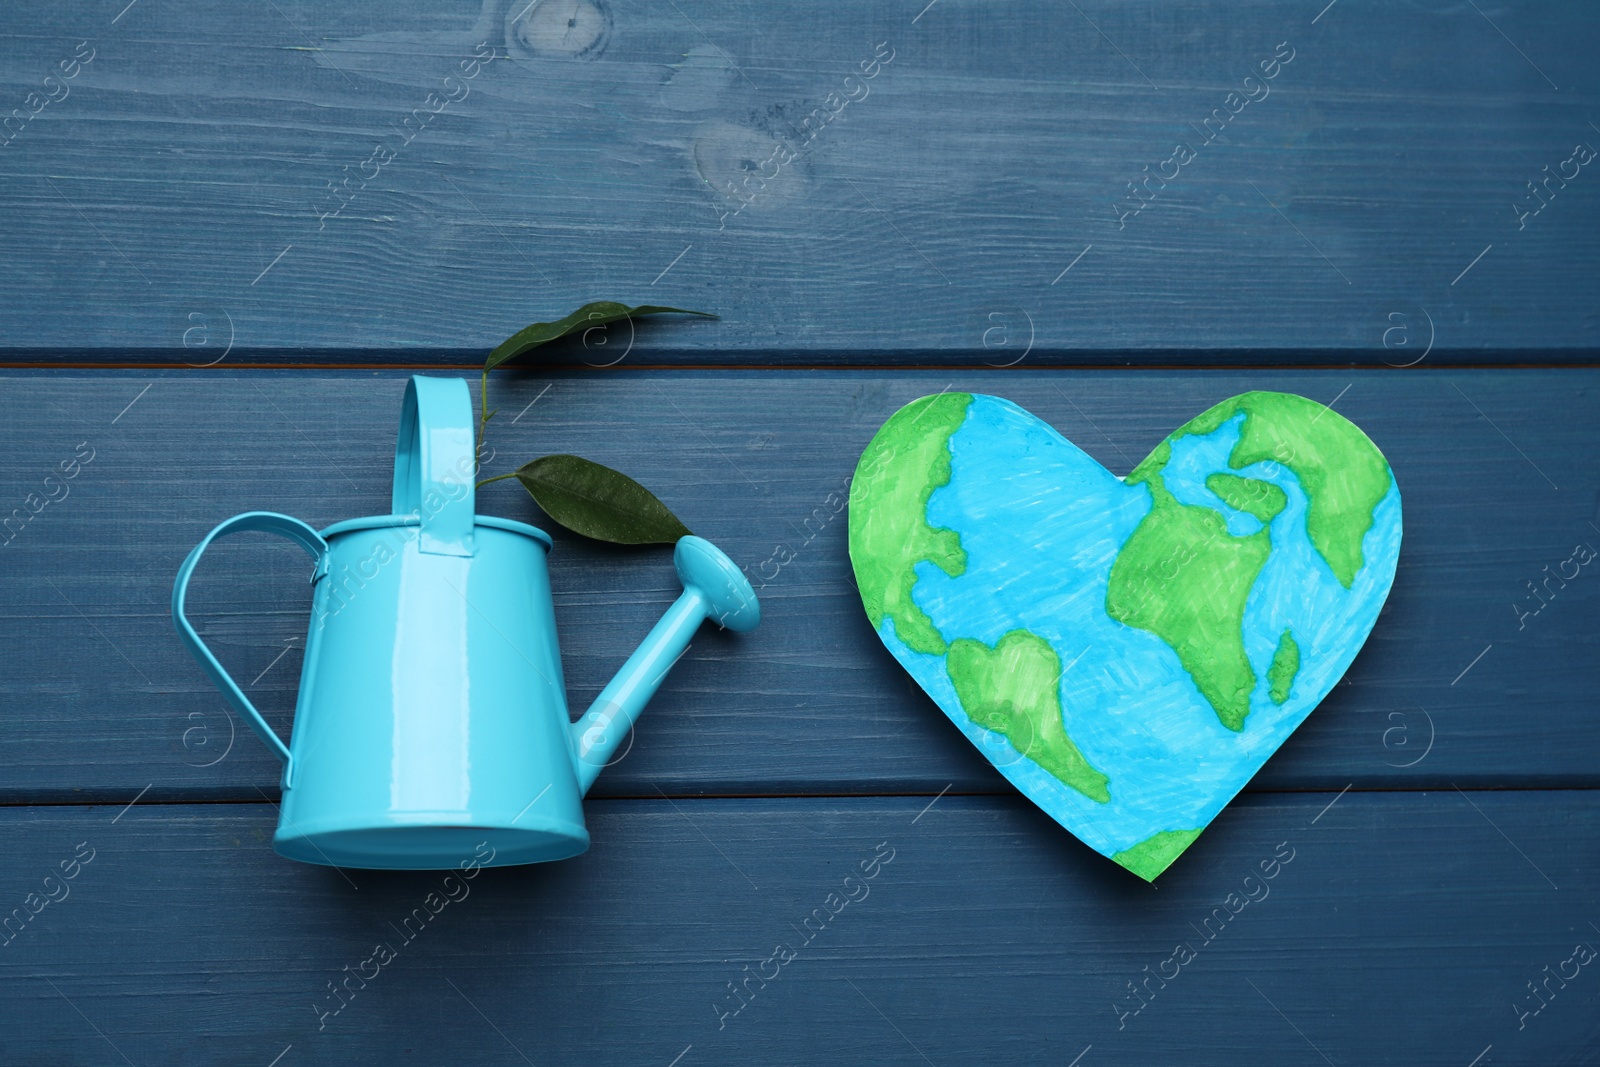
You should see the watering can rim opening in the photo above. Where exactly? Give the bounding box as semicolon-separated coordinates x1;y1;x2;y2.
320;512;555;549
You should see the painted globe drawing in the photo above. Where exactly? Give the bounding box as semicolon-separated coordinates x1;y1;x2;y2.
848;392;1402;880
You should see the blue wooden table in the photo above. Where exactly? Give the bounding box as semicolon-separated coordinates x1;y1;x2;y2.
3;2;1598;1063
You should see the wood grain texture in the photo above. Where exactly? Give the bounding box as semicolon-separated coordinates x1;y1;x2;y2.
0;793;1595;1066
1;370;1594;801
0;1;1596;363
3;6;1597;1060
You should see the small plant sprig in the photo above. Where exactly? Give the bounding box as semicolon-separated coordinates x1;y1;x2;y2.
474;302;715;545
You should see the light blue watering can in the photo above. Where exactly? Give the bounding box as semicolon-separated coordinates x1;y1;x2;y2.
172;376;759;870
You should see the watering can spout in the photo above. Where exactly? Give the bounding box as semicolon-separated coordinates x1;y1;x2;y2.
569;536;760;795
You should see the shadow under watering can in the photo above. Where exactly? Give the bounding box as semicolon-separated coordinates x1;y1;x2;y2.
173;376;759;869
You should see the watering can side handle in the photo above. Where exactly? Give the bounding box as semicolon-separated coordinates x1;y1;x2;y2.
569;536;760;796
171;511;329;787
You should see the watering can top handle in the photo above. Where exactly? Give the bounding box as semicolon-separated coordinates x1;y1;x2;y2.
392;375;477;557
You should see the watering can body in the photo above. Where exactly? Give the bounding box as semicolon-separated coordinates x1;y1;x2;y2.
172;376;758;870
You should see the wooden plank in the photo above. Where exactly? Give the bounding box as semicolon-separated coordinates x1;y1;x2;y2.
1;369;1595;800
0;792;1595;1064
1;2;1596;363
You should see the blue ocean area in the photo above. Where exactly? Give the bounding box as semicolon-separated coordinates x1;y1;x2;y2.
884;395;1401;858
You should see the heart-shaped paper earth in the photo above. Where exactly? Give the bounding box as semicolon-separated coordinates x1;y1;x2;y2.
849;392;1400;880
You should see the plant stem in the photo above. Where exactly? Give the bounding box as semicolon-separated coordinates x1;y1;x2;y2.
475;472;519;489
475;368;492;475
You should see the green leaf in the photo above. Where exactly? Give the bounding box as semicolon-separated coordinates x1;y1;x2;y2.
486;302;716;371
512;454;693;545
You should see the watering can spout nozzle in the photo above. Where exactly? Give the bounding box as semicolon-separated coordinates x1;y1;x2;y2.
569;536;760;795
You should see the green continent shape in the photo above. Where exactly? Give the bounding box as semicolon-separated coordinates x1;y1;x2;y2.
1187;392;1392;588
1112;828;1204;882
1268;629;1300;705
1205;472;1287;524
849;393;971;655
947;630;1110;803
1108;447;1272;731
